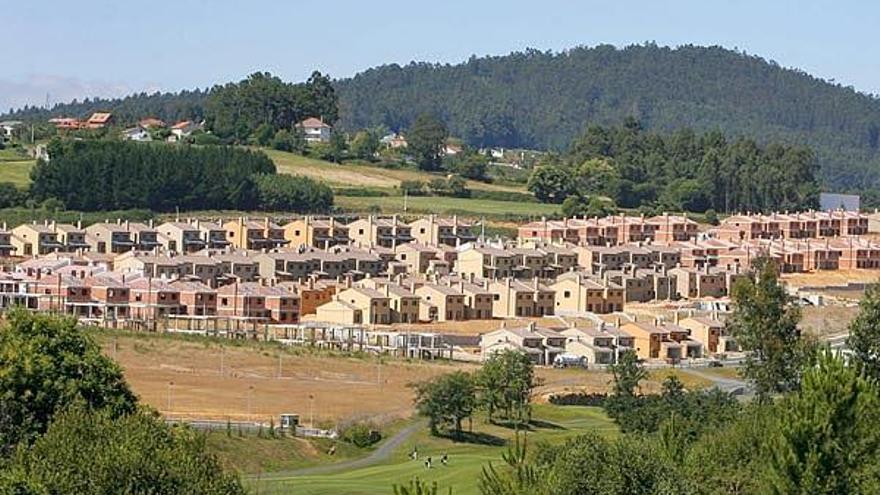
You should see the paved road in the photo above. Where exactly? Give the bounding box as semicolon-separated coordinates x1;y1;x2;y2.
256;419;425;480
681;367;752;397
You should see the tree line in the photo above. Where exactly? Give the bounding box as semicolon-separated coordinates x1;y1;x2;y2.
528;119;820;214
28;139;333;213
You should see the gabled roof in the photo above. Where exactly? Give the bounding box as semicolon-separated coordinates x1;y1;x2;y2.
299;117;331;129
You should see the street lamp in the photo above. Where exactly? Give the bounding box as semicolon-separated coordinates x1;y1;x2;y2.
309;394;315;427
167;381;174;413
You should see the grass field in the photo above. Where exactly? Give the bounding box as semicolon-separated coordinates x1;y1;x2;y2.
0;148;35;187
250;404;617;495
265;149;525;194
335;194;558;217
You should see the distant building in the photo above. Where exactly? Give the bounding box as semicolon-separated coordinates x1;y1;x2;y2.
0;120;23;137
138;117;167;128
121;126;151;142
49;117;82;130
169;120;201;141
820;193;860;212
86;112;113;129
297;117;332;143
381;133;407;149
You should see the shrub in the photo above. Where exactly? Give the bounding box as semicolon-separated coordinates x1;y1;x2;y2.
253;174;334;213
340;422;382;448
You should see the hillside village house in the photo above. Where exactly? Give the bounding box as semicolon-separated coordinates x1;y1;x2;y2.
192;220;231;249
169;120;201;141
480;322;566;365
331;287;391;325
216;282;300;323
409;216;477;247
560;326;630;365
297;117;332;143
169;279;217;316
222;218;289;250
621;320;703;362
157;222;207;253
347;216;413;248
380;133;407;149
456;244;516;279
283;217;350;249
138;117;166;129
85;222;137;253
488;278;555;318
415;282;466;322
550;272;625;314
210;251;260;282
677;316;734;354
122;126;151;141
12;222;66;255
358;279;421;323
86;112;113;129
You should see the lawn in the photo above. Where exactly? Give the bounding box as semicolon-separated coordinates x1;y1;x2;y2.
0;160;34;187
265;149;526;194
249;404;617;495
335;195;559;219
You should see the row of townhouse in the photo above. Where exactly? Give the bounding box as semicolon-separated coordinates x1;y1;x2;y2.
8;269;302;324
517;214;699;246
713;210;869;242
479;315;731;366
0;215;479;258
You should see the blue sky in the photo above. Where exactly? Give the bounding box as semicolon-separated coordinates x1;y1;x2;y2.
2;0;878;111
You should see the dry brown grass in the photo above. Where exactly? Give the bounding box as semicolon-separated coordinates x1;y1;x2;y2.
96;332;627;424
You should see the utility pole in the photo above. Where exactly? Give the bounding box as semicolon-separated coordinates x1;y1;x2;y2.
167;381;174;412
277;353;282;379
309;394;315;427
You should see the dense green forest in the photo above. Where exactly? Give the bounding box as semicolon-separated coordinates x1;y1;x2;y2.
334;44;880;192
529;120;819;214
28;140;333;212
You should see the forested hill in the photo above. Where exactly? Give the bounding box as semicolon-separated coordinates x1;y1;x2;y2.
335;44;880;191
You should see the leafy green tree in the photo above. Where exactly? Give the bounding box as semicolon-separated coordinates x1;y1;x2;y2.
764;352;880;494
527;163;571;203
350;130;380;161
846;283;880;380
0;183;24;208
477;350;537;424
253;122;274;146
727;257;813;400
0;406;245;494
252;174;333;212
0;310;137;454
413;371;477;437
446;151;488;180
327;131;348;163
609;349;647;397
408;114;448;171
560;195;617;218
478;433;539;495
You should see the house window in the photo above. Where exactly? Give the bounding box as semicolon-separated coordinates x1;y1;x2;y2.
563;290;571;298
493;294;500;301
221;298;228;305
295;230;301;236
358;229;364;235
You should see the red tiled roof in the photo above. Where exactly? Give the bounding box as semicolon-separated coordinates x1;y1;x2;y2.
299;117;330;129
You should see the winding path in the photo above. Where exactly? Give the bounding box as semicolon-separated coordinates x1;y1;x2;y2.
256;419;424;480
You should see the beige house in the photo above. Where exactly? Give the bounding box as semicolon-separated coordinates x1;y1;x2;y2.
409;215;477;247
456;244;515;280
480;323;566;365
488;278;555;318
157;222;207;253
283;217;350;249
394;242;440;274
347;216;413;248
222;218;289;250
332;287;391;325
550;272;624;314
85;222;137;254
315;298;363;325
677;316;728;354
415;283;466;322
12;222;66;255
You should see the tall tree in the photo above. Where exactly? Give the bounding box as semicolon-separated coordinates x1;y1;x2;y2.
0;310;137;454
407;114;448;171
764;352;880;494
727;257;813;400
846;283;880;380
413;371;477;437
477;350;537;424
609;349;647;397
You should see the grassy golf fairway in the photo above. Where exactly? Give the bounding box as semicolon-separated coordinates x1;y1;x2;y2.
250;405;617;495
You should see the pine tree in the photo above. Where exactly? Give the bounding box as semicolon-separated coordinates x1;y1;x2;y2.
846;283;880;380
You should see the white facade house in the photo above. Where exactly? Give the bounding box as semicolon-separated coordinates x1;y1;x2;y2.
0;121;22;137
297;117;332;143
169;121;202;142
122;126;151;142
